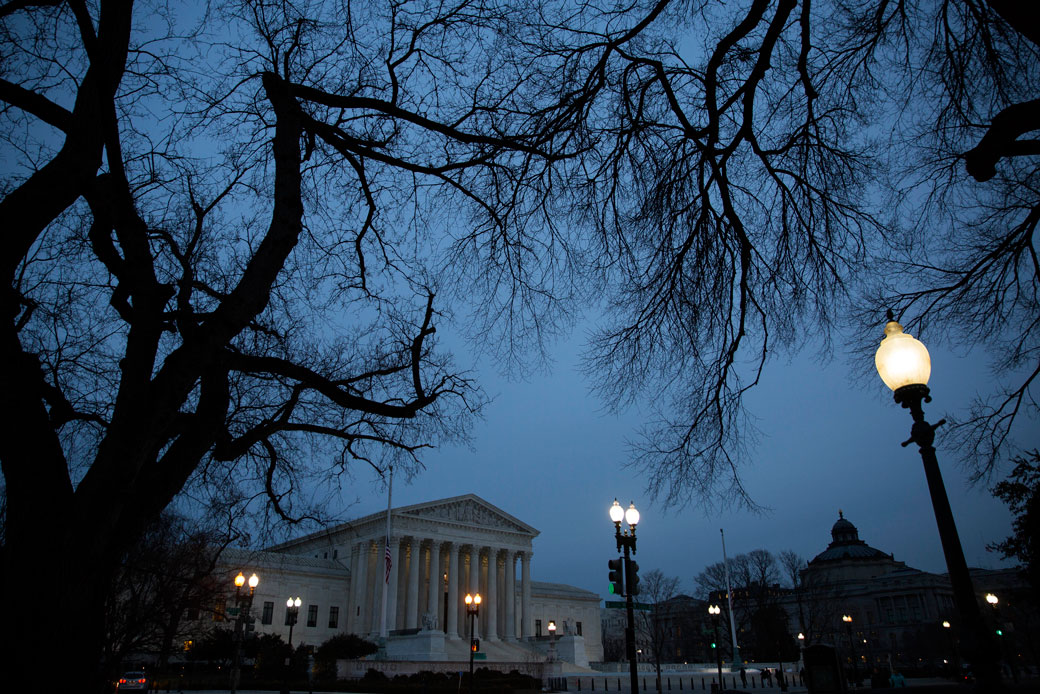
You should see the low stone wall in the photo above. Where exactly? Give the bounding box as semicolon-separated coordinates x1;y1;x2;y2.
338;659;545;680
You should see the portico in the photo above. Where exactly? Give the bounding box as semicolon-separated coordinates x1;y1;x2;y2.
270;494;539;642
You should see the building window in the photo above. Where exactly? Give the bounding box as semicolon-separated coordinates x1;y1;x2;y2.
213;597;226;622
535;619;542;637
307;604;318;627
333;549;338;559
261;601;274;625
576;621;582;636
329;606;339;629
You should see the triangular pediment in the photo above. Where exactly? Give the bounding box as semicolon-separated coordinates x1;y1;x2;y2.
397;494;539;537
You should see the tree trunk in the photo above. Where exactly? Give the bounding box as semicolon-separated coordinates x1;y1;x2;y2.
3;523;119;693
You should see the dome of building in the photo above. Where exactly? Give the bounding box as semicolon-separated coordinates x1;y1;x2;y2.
808;510;893;565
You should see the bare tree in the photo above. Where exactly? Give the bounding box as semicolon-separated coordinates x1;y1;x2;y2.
635;569;682;691
102;511;232;676
3;2;1037;689
852;1;1040;476
0;1;557;689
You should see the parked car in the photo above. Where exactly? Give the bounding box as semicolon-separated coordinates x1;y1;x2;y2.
117;672;148;691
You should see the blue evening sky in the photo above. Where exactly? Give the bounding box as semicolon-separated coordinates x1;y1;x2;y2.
330;319;1028;601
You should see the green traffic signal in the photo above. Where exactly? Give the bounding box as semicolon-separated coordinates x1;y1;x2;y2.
996;629;1003;636
608;558;625;596
711;642;716;649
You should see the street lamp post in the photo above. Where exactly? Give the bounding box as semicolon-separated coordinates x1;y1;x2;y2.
281;596;301;694
985;593;1015;682
231;572;259;694
942;620;960;677
842;615;858;686
547;620;557;663
874;313;1000;689
797;633;805;685
708;604;723;693
465;592;481;694
609;498;641;694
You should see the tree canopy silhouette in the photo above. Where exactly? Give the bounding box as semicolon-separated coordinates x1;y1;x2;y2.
1;1;1037;690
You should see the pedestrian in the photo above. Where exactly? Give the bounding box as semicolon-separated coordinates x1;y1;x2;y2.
740;667;747;688
764;668;772;687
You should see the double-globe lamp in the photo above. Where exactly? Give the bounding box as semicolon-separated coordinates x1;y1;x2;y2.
235;571;260;592
609;499;640;527
609;498;640;694
708;604;723;688
874;313;999;689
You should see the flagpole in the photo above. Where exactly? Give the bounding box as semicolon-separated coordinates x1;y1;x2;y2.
721;528;740;665
380;465;394;640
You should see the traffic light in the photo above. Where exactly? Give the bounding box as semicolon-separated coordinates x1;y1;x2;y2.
608;558;625;596
711;642;716;649
626;558;640;596
996;629;1003;637
471;639;480;652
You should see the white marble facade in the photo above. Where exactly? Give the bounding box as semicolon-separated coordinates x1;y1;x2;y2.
267;493;540;643
215;494;603;664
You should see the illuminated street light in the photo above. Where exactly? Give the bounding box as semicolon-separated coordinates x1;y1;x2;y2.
609;498;641;694
230;571;259;694
874;313;1000;689
465;593;482;694
548;620;557;663
281;596;302;694
709;604;723;691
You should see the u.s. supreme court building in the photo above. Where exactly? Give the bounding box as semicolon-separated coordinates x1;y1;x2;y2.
216;494;603;673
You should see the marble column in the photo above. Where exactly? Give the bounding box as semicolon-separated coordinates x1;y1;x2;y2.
346;542;361;633
521;551;533;638
427;541;442;629
504;550;516;639
468;546;480;640
406;537;421;628
355;541;370;634
447;543;460;638
486;547;499;640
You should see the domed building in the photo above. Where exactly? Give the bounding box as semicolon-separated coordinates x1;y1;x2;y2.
802;510;909;583
788;511;1027;676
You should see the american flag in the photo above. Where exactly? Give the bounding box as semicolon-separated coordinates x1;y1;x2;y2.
384;536;393;583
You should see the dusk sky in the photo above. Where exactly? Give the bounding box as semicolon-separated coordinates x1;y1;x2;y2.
325;317;1029;602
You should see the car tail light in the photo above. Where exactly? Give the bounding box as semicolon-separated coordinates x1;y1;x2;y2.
138;679;146;683
119;680;127;684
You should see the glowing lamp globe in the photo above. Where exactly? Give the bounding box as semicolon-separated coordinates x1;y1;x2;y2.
625;502;640;527
609;499;624;523
248;573;259;588
875;318;931;392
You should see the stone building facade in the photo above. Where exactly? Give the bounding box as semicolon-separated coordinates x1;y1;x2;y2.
598;511;1037;675
212;494;603;665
